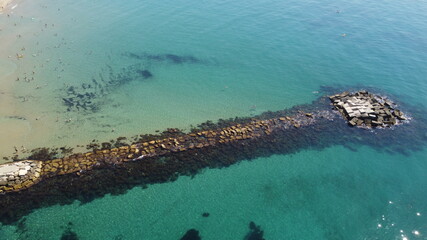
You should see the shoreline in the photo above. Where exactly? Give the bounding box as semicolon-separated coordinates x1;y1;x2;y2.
0;0;13;12
0;2;34;163
0;2;89;163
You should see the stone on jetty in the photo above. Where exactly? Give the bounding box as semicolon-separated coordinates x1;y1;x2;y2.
329;91;406;128
0;160;43;193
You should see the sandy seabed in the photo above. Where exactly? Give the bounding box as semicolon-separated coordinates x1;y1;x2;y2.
0;0;66;163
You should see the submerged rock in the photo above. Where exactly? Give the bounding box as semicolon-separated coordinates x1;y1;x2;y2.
244;221;265;240
180;229;201;240
60;229;79;240
137;69;153;79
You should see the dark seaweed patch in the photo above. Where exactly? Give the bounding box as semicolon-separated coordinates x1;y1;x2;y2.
60;222;79;240
12;146;73;162
7;116;27;120
244;222;265;240
180;229;201;240
26;147;59;161
14;217;27;236
137;69;153;79
60;229;79;240
113;234;124;240
61;52;203;113
123;52;204;65
61;64;152;113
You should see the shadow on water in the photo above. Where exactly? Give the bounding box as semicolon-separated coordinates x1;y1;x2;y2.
0;88;426;224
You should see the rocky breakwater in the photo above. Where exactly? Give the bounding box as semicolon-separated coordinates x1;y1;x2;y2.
329;91;407;127
0;111;319;194
0;161;43;193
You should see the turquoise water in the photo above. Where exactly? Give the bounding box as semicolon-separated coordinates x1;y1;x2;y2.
2;147;427;239
1;0;427;239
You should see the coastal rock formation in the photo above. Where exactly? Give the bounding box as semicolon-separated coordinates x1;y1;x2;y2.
329;91;406;127
0;91;411;194
0;110;319;194
0;160;42;192
0;91;423;223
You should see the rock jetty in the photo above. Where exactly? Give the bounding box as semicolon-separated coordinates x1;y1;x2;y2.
1;91;423;224
0;161;42;192
0;111;319;194
0;91;409;195
329;91;406;127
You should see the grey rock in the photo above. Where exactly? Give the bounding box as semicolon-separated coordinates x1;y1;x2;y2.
19;169;27;176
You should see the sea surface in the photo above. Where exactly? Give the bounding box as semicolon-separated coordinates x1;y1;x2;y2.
0;0;426;239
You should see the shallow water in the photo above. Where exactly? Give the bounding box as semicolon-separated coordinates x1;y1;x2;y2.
0;0;426;239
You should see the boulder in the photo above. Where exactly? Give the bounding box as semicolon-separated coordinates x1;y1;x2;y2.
349;118;357;126
19;170;27;176
0;177;7;185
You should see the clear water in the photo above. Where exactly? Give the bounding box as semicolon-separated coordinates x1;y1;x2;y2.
0;0;426;239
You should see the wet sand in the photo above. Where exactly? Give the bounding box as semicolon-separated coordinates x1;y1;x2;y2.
0;32;24;164
0;1;64;163
0;0;13;12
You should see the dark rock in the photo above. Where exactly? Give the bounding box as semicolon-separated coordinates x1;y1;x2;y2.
60;229;79;240
124;52;204;65
137;70;153;79
244;221;265;240
371;120;381;125
180;229;201;240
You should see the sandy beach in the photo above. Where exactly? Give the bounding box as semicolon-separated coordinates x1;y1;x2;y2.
0;0;14;12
